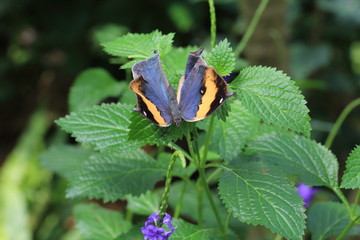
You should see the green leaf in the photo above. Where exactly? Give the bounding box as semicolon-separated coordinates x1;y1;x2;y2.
69;68;125;112
67;150;165;202
128;111;195;146
74;203;131;240
215;98;231;122
307;202;360;240
211;100;260;161
246;132;339;188
102;30;174;63
125;191;161;216
207;39;235;77
40;145;93;179
231;66;311;136
56;103;142;152
218;156;306;240
168;182;228;226
170;219;212;240
341;145;360;189
163;46;197;85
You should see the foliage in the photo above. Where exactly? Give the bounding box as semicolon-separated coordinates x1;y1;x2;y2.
38;8;360;240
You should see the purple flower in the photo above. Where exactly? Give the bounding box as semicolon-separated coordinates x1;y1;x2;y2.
141;213;175;240
297;183;318;207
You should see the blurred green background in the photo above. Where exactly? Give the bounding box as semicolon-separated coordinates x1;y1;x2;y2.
0;0;359;239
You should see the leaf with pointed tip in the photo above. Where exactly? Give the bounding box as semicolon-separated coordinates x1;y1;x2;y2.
231;66;311;136
56;103;142;152
307;202;360;240
207;39;235;77
74;203;131;240
102;30;174;64
341;145;360;189
247;132;339;188
69;68;125;112
218;157;306;240
66;150;165;202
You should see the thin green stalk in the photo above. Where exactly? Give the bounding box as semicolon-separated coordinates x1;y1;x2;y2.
274;234;283;240
352;190;360;216
325;98;360;148
334;187;353;218
158;152;178;225
167;143;193;162
208;0;216;48
336;215;360;240
198;167;224;231
202;115;215;165
197;181;204;226
205;167;224;184
234;0;270;56
223;212;232;235
185;130;198;165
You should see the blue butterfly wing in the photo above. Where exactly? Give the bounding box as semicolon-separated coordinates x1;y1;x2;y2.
130;53;172;126
179;49;233;122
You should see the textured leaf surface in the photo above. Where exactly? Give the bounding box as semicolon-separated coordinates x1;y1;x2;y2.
40;145;93;179
308;202;360;240
69;68;124;112
170;219;211;240
207;39;235;77
67;150;165;202
125;191;160;216
128;112;195;146
164;46;196;85
56;103;142;152
102;30;174;63
341;145;360;189
247;132;338;188
218;157;306;240
231;66;311;136
74;203;131;240
211;100;260;161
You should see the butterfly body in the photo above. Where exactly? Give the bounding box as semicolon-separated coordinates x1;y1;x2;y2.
129;48;233;127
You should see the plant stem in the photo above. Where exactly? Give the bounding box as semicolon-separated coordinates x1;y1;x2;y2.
334;187;353;218
197;181;204;226
198;167;223;230
158;152;178;225
185;130;198;165
325;98;360;148
274;234;283;240
234;0;270;56
336;215;360;240
352;190;360;217
223;211;232;235
208;0;216;48
202;115;215;165
167;143;193;162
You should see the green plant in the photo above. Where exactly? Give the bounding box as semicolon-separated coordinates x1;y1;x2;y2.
41;1;360;239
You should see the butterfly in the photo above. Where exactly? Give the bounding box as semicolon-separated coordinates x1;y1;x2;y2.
129;48;233;127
